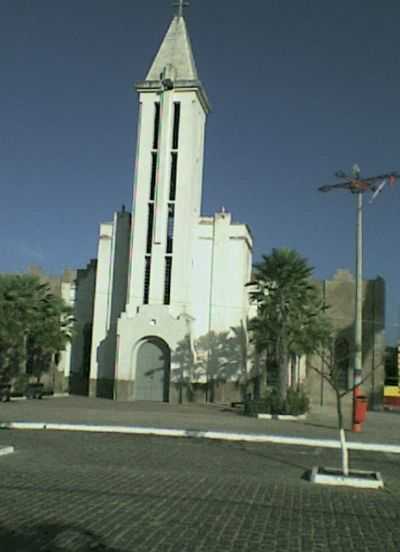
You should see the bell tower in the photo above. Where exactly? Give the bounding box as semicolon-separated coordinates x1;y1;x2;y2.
126;10;210;314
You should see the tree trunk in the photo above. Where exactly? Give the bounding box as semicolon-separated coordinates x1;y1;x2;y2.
336;391;349;476
178;371;183;404
279;333;289;403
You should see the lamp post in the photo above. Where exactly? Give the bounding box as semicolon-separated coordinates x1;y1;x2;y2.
353;190;363;431
319;165;399;431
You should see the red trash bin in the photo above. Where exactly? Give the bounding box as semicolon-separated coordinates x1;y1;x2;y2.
354;396;368;424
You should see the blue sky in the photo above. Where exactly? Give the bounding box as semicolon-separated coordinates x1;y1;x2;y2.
1;1;399;342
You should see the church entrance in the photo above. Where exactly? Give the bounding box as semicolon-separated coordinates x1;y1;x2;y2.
135;338;171;402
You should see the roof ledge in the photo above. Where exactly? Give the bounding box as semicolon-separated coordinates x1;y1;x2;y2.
135;79;211;113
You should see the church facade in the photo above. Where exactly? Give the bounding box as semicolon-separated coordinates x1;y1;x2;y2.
55;11;386;408
61;12;253;402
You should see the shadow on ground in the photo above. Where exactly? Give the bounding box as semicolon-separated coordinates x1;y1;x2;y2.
236;441;317;472
0;523;122;551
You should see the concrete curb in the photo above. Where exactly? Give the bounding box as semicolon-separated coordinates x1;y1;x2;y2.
257;413;307;421
310;466;384;489
11;393;70;402
0;445;15;457
1;422;400;454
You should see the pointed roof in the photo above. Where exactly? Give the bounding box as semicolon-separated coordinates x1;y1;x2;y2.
136;15;210;112
146;16;198;82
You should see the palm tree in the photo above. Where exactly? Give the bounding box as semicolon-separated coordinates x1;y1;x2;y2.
248;248;330;402
0;275;74;386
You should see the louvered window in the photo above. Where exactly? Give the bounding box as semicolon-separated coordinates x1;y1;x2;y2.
150;152;157;200
164;257;173;305
169;152;178;201
143;256;151;304
172;102;181;150
153;102;160;150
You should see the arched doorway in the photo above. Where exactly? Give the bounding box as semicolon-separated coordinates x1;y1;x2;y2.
135;338;171;402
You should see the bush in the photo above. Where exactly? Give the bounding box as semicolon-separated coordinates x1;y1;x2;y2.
284;386;310;415
11;373;30;396
244;386;310;416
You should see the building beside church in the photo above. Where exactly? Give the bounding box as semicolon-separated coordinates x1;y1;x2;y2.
307;270;385;409
61;11;253;403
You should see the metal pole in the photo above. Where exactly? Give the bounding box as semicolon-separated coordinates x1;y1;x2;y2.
353;191;363;431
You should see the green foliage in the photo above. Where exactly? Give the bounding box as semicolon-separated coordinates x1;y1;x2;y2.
284;386;310;415
244;386;310;416
248;248;332;399
12;373;30;395
0;274;74;385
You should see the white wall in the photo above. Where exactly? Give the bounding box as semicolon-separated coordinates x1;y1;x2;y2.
89;222;113;382
191;212;253;340
57;281;75;380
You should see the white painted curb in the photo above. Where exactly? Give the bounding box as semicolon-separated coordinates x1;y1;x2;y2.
257;414;307;421
310;466;384;489
0;446;15;457
1;421;400;454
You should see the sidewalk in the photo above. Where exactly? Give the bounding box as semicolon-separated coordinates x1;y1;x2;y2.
1;395;399;449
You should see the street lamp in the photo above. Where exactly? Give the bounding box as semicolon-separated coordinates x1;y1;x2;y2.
319;165;399;432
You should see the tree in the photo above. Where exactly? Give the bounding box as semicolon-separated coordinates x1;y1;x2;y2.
310;340;372;476
0;275;73;386
172;334;195;403
248;248;330;401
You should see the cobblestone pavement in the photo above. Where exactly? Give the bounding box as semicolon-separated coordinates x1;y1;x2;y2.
1;396;400;445
0;430;399;551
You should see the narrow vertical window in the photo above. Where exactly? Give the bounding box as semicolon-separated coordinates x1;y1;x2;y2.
150;152;157;200
172;102;181;150
164;257;172;305
153;102;160;150
146;204;154;254
143;256;151;304
335;338;350;390
169;152;177;201
166;204;175;254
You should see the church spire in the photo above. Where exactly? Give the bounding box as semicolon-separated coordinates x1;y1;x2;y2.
136;7;210;112
144;12;198;82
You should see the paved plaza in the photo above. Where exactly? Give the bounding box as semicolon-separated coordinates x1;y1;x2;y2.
0;430;400;551
0;398;400;551
1;396;400;446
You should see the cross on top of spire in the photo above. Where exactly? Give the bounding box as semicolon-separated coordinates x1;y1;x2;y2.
173;0;189;18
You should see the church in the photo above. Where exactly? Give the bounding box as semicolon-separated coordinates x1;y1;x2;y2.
59;7;253;403
55;7;385;408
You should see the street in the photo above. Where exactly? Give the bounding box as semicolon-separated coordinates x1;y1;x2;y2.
0;429;399;551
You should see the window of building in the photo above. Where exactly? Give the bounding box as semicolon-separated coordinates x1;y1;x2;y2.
153;102;160;150
334;338;350;390
143;256;151;304
150;152;157;200
164;256;172;305
172;102;181;150
169;152;178;201
166;203;175;254
146;204;154;254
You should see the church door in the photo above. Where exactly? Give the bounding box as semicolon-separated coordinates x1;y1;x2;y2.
135;338;170;402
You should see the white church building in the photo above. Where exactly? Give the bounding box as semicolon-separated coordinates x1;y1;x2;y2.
60;9;254;402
